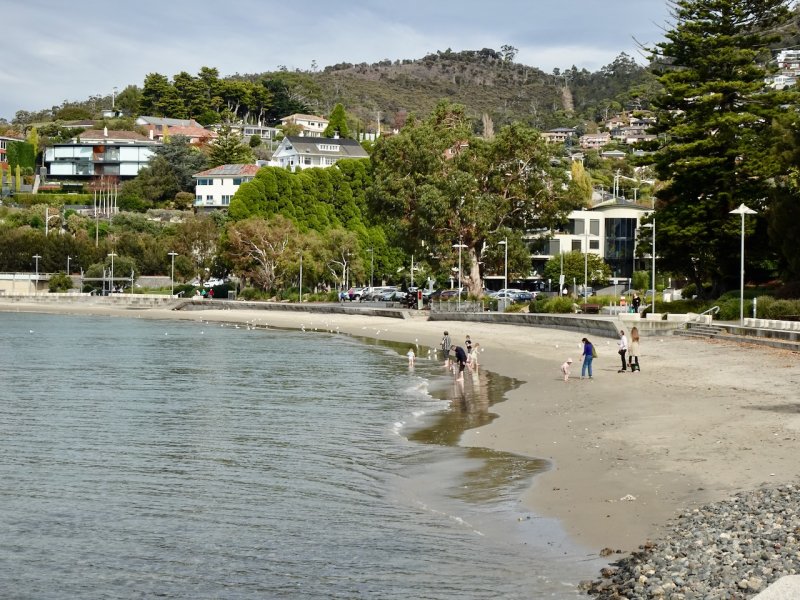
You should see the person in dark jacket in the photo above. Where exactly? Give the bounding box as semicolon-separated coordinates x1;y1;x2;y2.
454;345;468;380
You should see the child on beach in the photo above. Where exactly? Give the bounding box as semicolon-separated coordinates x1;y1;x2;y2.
561;358;573;382
407;348;415;367
468;343;480;370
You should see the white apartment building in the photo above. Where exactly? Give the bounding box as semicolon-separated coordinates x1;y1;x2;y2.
193;164;259;210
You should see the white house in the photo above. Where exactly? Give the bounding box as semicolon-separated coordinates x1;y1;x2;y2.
279;113;329;137
530;202;652;282
270;136;368;171
44;128;159;178
192;164;260;210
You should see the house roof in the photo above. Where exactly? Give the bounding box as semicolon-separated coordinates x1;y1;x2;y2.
281;113;329;123
193;164;260;178
163;125;217;139
283;136;368;158
71;129;153;143
137;116;204;128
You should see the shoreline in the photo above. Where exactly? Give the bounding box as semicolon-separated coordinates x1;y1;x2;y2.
4;299;800;554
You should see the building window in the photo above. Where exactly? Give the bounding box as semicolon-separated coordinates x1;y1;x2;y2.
222;195;231;205
206;195;213;202
318;144;340;152
303;156;312;165
195;195;202;203
232;178;243;185
572;239;582;252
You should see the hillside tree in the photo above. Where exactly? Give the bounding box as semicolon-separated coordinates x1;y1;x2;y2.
644;0;798;297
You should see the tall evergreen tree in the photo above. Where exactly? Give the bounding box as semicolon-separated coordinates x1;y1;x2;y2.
207;126;255;167
323;103;349;138
644;0;797;297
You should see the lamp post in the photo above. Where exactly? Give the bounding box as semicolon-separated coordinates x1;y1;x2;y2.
298;252;303;303
168;251;178;296
367;248;374;289
641;219;656;314
33;254;41;295
498;237;508;293
67;255;71;276
730;203;757;325
108;252;117;294
453;240;467;311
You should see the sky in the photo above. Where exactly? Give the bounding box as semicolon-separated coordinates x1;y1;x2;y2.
0;0;672;122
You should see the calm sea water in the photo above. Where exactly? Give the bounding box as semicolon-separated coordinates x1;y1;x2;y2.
0;312;604;599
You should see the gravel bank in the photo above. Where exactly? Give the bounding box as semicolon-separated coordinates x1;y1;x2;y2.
581;483;800;598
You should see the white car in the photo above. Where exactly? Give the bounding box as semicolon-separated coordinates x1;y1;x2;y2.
204;278;225;287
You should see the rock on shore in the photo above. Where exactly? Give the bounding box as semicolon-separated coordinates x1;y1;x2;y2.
581;483;800;599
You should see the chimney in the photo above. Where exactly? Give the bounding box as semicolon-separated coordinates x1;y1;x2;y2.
103;126;108;137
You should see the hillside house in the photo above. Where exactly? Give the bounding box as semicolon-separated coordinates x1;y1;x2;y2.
279;114;329;137
541;128;576;144
270;136;368;171
192;164;260;210
44;128;159;178
579;132;611;149
135;116;215;144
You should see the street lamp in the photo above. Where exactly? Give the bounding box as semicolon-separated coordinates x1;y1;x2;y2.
367;248;374;289
33;254;41;295
298;252;303;303
168;251;178;296
730;203;757;325
641;219;656;314
453;240;468;311
67;255;71;275
498;238;508;293
583;230;598;301
108;252;117;294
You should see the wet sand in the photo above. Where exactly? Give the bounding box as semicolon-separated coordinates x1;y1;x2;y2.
4;299;800;553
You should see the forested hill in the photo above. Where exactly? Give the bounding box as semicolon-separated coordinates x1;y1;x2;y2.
231;49;658;132
9;49;658;133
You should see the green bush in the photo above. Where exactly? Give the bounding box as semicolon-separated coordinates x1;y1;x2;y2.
504;302;526;313
48;272;73;292
716;298;745;321
240;287;270;301
764;299;800;319
528;296;575;314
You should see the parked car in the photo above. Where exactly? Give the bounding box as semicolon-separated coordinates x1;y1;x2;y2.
515;291;534;302
362;286;397;301
379;288;406;302
204;277;225;287
347;287;365;301
489;291;519;302
433;288;462;301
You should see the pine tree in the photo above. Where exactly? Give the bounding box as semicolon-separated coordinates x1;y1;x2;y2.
207;126;255;167
323;104;349;138
644;0;797;297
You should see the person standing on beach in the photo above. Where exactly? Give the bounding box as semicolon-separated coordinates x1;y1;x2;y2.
581;337;594;379
617;330;628;372
632;293;641;314
441;331;452;368
561;358;573;382
465;335;473;355
407;348;416;367
629;327;641;372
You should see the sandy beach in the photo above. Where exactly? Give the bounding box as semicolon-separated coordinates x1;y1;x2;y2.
4;299;800;554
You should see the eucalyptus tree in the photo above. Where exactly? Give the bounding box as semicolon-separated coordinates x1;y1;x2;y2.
370;100;583;296
644;0;798;297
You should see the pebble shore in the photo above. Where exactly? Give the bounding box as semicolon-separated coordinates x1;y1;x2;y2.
580;483;800;599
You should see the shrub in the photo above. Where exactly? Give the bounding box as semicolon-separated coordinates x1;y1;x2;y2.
764;299;800;319
716;297;746;321
504;302;525;313
48;272;73;292
240;287;270;301
755;295;775;317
